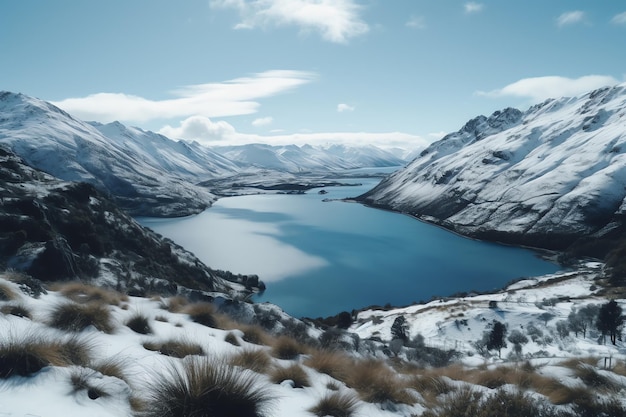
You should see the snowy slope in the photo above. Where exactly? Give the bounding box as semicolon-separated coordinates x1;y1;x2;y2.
0;92;238;216
212;143;406;172
360;83;626;249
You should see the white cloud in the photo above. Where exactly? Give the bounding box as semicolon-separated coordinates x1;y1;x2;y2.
159;115;428;150
406;15;426;29
611;12;626;25
159;116;237;143
210;0;369;43
556;10;586;27
252;116;273;126
52;70;315;123
464;2;483;14
337;103;355;112
476;75;619;102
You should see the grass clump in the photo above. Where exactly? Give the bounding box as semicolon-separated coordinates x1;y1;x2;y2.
140;357;273;417
0;333;93;378
345;359;416;405
270;364;310;388
270;336;306;360
241;324;269;346
230;349;272;374
0;303;31;319
49;302;114;333
55;282;125;305
309;391;359;417
185;302;218;328
161;296;189;313
70;369;110;400
0;282;18;301
143;339;204;358
126;313;153;334
224;332;240;346
304;350;352;382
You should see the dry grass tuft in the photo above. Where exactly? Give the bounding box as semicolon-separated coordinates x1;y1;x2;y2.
345;359;417;405
49;302;114;333
161;296;189;313
155;315;169;323
0;303;31;319
0;282;18;301
304;350;352;383
270;364;311;388
309;391;359;417
230;349;272;374
92;356;129;383
270;336;307;360
0;333;93;378
126;313;153;334
225;332;240;346
143;339;204;359
140;356;273;417
54;282;126;305
408;375;454;406
70;368;110;400
241;324;269;346
185;302;218;328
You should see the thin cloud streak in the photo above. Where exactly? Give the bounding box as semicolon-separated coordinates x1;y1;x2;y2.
52;70;316;123
476;75;619;102
210;0;369;44
611;12;626;25
337;103;355;112
252;116;274;126
556;10;585;27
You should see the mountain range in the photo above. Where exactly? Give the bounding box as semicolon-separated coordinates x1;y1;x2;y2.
359;83;626;253
0;91;408;216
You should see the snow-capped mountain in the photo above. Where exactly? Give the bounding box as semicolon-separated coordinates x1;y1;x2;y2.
0;92;239;216
212;143;406;172
359;83;626;250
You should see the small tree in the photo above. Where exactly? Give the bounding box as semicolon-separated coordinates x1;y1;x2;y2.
568;309;585;338
391;315;409;343
556;320;570;338
538;312;555;326
597;300;624;345
486;321;507;358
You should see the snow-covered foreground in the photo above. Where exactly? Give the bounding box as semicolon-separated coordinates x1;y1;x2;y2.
1;264;626;417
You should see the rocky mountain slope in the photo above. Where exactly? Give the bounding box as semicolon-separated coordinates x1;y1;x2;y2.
0;146;262;297
359;83;626;252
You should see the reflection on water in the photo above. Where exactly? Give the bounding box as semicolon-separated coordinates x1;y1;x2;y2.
140;178;561;318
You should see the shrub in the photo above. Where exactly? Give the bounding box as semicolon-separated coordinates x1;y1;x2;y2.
270;336;306;360
140;357;273;417
421;388;482;417
270;364;310;388
143;339;204;359
49;302;114;333
185;302;218;328
230;349;272;374
241;324;269;346
0;303;31;319
309;391;359;417
126;313;153;334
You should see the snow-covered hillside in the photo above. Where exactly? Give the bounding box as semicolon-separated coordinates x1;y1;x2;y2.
360;83;626;250
1;263;625;417
212;143;406;172
0;92;237;216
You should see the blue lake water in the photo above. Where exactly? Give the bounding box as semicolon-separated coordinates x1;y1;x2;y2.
139;176;561;318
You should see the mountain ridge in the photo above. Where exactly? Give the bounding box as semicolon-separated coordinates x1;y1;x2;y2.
359;83;626;252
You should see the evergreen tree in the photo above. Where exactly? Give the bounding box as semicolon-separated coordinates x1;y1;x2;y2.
597;300;624;345
391;315;409;342
486;320;507;357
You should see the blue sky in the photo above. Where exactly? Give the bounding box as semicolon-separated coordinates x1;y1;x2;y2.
1;1;625;149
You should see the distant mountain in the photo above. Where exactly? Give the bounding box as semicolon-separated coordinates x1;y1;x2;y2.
211;143;406;172
359;83;626;251
0;92;239;216
0;146;261;296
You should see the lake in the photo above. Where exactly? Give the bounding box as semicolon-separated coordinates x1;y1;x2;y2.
139;176;561;318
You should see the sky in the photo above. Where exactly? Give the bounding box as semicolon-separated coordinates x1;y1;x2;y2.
1;1;625;150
